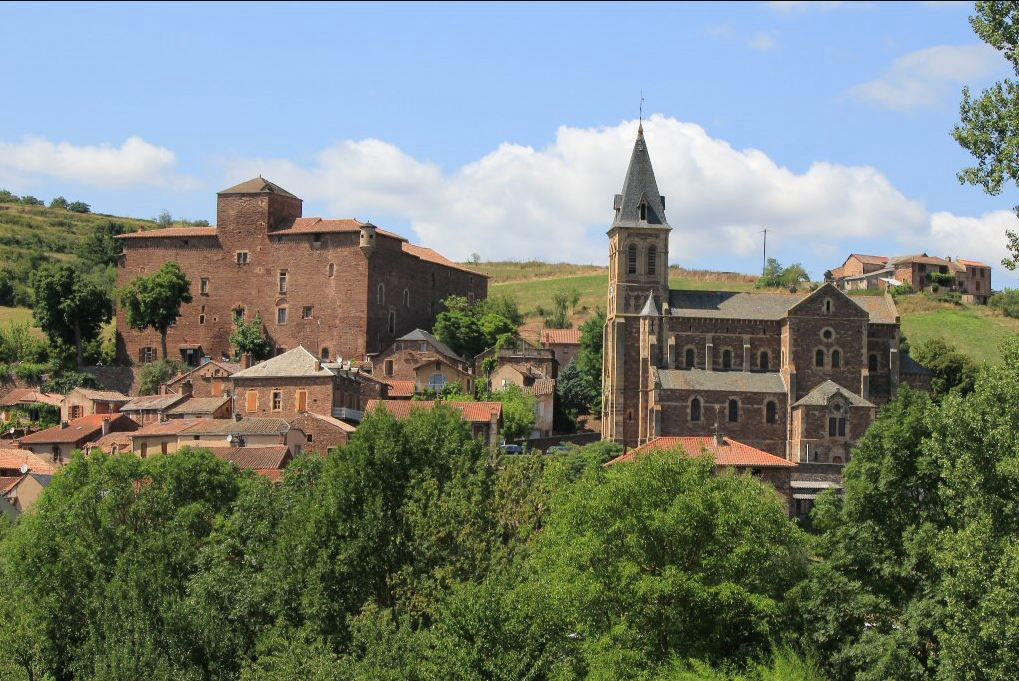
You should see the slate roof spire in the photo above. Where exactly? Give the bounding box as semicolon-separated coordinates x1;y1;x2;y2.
639;292;660;317
613;124;669;229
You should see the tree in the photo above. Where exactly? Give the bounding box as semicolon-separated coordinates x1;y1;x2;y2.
989;288;1019;317
493;384;536;442
0;271;14;307
576;307;605;410
557;359;595;416
19;195;43;206
909;338;979;398
77;221;126;268
49;195;69;210
138;359;180;395
31;264;113;367
230;312;274;361
756;258;811;289
120;261;192;360
66;201;90;213
156;209;173;227
433;295;519;359
545;291;573;329
952;2;1019;269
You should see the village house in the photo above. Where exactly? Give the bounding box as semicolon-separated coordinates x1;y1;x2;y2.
601;125;933;512
288;411;357;452
172;417;306;455
119;393;187;425
364;399;503;448
831;253;992;304
84;430;135;456
130;419;207;457
372;329;473;396
114;177;487;366
540;328;582;371
14;413;138;464
162;359;240;397
200;446;293;481
523;379;557;438
474;337;557;382
0;388;63;423
164;395;233;420
60;387;130;422
604;435;797;515
3;472;53;513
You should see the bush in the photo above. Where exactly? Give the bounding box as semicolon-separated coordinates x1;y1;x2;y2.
890;283;913;297
42;371;99;394
930;272;956;287
66;201;90;214
48;196;69;210
139;359;181;395
19;196;43;207
989;289;1019;318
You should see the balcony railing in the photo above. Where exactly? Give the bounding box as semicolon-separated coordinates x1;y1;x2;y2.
332;407;364;422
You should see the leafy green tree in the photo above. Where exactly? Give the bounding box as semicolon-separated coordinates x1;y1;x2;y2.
19;195;43;207
120;261;192;360
66;200;90;213
31;264;113;368
483;293;524;327
908;338;980;398
989;288;1019;317
138;359;180;395
576;307;605;409
494;383;536;442
49;195;69;210
557;359;595;416
545;290;573;329
229;312;274;360
756;258;810;289
77;221;126;268
434;295;518;359
156;209;173;227
42;370;100;394
0;190;17;203
0;271;14;308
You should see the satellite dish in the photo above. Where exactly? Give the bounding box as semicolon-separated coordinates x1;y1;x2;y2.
19;463;28;474
226;434;234;443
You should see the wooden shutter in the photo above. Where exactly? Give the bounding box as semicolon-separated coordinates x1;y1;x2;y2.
296;390;307;413
246;390;258;413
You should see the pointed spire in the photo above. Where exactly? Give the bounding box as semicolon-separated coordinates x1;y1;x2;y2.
612;124;668;229
639;292;659;317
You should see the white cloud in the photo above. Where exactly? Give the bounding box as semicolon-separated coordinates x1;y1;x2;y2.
851;44;1003;110
222;115;1018;281
0;135;196;189
749;33;778;51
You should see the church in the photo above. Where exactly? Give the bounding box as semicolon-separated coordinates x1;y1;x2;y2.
601;126;930;489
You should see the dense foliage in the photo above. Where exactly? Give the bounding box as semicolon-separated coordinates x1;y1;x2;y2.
229;312;275;361
119;261;193;360
31;264;113;368
989;288;1019;318
433;295;520;359
907;338;979;398
756;258;810;290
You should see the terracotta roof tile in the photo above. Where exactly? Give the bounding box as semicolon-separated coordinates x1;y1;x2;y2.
166;396;231;415
132;419;207;436
541;328;582;346
198;445;291;470
849;254;889;265
381;379;416;398
0;475;23;494
365;400;502;424
74;388;131;402
0;388;63;408
401;243;487;276
84;431;134;454
116;227;219;239
0;448;56;474
16;413;135;445
182;418;290;436
293;411;356;433
958;258;991;268
232;346;334;379
605;436;796;468
121;394;185;412
523;378;557;397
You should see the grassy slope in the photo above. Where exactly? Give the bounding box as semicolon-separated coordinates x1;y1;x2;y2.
896;295;1019;364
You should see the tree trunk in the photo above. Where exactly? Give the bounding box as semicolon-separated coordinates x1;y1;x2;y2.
74;321;83;368
161;329;168;361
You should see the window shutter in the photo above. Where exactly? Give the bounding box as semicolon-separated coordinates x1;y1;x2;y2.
246;390;258;412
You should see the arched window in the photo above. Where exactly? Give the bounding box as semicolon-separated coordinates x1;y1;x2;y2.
766;400;777;424
759;351;770;371
831;349;841;369
647;245;657;275
377;283;385;305
869;353;878;371
722;349;732;370
321;347;330;360
403;288;410;308
639;202;647;222
815;349;825;367
388;310;396;335
327;263;335;277
823;298;833;314
685;347;695;368
690;397;701;422
728;399;739;423
627;244;638;274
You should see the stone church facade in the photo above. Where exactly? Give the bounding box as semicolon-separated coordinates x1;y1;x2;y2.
115;178;487;366
602;126;928;488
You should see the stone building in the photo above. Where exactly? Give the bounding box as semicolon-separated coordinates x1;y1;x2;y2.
373;329;473;395
162;359;240;398
832;253;992;304
115;177;487;366
601;126;927;505
540;328;582;372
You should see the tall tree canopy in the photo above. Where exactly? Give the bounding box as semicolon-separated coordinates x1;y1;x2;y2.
31;264;113;367
433;295;519;359
119;261;192;360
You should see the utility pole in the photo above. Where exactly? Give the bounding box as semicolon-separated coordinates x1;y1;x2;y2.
760;228;768;274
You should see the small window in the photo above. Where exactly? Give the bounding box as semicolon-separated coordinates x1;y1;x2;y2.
639;202;647;221
831;349;841;368
199;313;206;325
815;349;825;367
278;270;288;294
235;251;249;265
722;349;732;370
766;400;777;424
838;417;847;437
161;442;168;455
388;310;396;335
823;299;833;314
685;347;695;368
728;399;739;423
302;306;313;319
822;328;834;341
403;289;410;308
759;351;769;371
271;390;282;412
307;433;314;443
277;307;287;325
377;283;385;305
233;306;245;321
200;277;209;295
139;443;147;459
868;353;878;371
384;359;394;377
328;263;335;277
321;347;330;360
690;397;702;422
647;245;657;275
627;244;638;275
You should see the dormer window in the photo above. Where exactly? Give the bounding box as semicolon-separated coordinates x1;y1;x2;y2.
639;202;647;222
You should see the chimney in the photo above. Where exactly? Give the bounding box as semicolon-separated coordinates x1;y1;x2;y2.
315;360;322;372
713;433;723;446
242;353;252;369
101;415;111;436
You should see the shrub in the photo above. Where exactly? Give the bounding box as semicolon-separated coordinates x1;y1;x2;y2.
989;289;1019;318
930;272;956;287
890;283;913;297
139;359;181;395
19;196;43;207
48;196;69;210
67;201;90;214
937;291;963;305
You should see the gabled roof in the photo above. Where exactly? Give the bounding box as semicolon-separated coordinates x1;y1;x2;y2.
197;446;291;470
792;380;875;408
0;388;63;408
523;378;557;397
121;394;185;412
116;226;218;240
958;258;991;268
232;346;334;379
165;359;240;387
365;400;502;424
0;448;56;474
402;243;486;276
668;285;898;324
292;411;356;433
16;413;135;445
165;396;231;415
380;379;416;398
412;354;470;373
132;419;206;437
218;176;300;199
846;254;889;266
396;328;465;362
612;124;669;229
888;253;949;266
73;388;130;402
658;369;787;394
182;418;291;436
84;431;134;454
639;293;660;317
540;328;582;346
605;436;796;468
787;283;868;319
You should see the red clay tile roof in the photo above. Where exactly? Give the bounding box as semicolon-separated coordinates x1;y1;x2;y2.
132;419;206;437
74;388;131;402
117;227;219;239
889;253;950;266
0;475;23;494
182;417;291;436
402;243;487;276
16;413;135;445
121;394;185;412
381;379;416;398
957;258;991;268
293;411;356;433
84;431;134;454
199;446;291;470
523;378;557;397
541;328;582;345
166;396;231;415
0;448;56;474
270;217;405;241
604;436;795;468
0;388;63;408
255;468;284;482
365;400;502;424
849;254;889;265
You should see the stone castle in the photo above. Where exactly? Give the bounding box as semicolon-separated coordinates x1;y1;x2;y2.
601;126;930;502
115;178;487;366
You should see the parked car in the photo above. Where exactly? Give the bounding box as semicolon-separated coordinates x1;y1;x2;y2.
500;443;524;454
546;444;572;454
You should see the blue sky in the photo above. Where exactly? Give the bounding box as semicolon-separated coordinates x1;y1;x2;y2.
2;1;1017;284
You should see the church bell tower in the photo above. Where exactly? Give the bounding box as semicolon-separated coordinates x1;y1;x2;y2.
602;123;671;444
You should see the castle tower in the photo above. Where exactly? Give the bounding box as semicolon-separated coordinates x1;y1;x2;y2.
216;177;303;242
603;124;671;445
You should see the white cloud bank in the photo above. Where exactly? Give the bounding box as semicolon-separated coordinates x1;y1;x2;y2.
223;115;1015;277
0;135;195;189
851;44;1003;110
